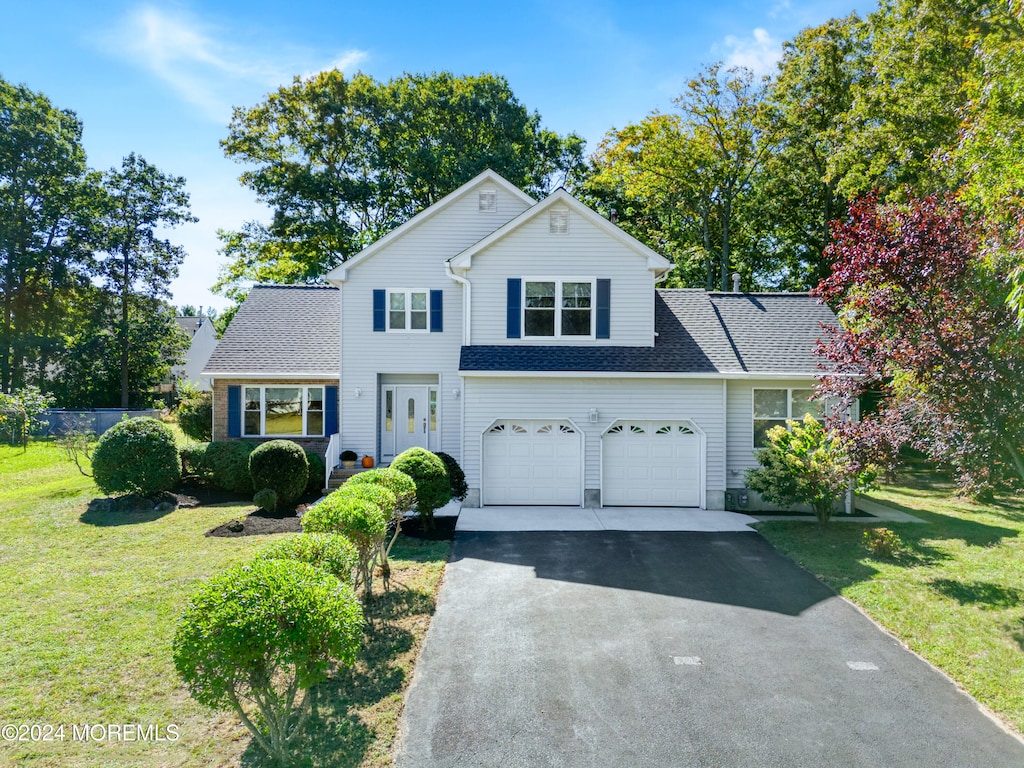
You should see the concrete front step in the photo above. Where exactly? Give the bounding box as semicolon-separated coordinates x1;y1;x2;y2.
325;465;372;491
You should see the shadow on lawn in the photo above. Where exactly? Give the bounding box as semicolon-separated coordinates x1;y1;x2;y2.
79;498;174;526
240;583;436;768
929;579;1022;609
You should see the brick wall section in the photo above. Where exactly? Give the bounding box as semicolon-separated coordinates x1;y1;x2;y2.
212;378;339;455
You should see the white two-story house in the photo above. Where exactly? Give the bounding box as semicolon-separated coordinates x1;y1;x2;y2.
204;169;839;512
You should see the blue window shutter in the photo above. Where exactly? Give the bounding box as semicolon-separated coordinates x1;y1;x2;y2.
596;279;611;339
325;385;339;435
373;289;386;332
506;278;522;338
430;289;443;332
227;385;241;438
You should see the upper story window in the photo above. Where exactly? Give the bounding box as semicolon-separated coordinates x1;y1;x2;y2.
244;385;324;437
388;290;428;331
524;279;593;338
752;388;822;448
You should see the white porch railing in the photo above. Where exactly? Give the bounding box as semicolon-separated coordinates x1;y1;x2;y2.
324;433;341;492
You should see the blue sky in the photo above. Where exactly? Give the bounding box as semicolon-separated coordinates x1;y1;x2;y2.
2;0;870;313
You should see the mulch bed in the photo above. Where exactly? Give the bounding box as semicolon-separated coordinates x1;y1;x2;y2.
206;508;304;537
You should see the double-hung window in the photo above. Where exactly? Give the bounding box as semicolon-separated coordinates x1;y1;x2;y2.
388;290;428;331
524;279;593;338
752;388;822;448
243;385;325;437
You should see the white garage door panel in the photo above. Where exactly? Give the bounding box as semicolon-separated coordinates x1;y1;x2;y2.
602;421;701;507
483;420;581;505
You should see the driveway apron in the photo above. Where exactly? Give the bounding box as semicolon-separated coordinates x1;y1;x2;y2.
395;530;1024;768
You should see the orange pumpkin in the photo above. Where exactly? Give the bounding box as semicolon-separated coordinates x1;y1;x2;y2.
361;455;375;469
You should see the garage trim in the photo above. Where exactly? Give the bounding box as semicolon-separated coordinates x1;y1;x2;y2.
479;417;585;507
599;418;706;509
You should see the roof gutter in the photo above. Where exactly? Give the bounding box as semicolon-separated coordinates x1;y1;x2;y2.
445;260;472;346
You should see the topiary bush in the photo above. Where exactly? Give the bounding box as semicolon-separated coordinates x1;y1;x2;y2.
435;451;468;501
92;417;181;497
253;488;278;514
203;441;257;495
391;447;451;528
176;388;213;442
249;440;309;508
304;450;325;496
345;468;417;581
173;558;363;767
302;491;387;597
257;532;359;586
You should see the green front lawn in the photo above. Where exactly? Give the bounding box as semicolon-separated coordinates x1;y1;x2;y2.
0;441;449;767
757;476;1024;735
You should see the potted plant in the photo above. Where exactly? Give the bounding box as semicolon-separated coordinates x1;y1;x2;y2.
341;450;358;469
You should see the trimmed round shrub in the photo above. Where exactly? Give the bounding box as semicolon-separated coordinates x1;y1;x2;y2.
331;483;397;522
305;450;325;496
248;440;309;507
92;417;181;497
176;391;212;442
301;492;386;553
203;441;257;495
253;487;278;514
172;558;363;766
391;447;451;525
346;468;417;517
435;451;468;501
256;532;359;586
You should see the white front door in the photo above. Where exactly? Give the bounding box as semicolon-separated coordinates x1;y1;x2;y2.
394;386;430;455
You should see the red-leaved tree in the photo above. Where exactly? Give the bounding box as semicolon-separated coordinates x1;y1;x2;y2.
814;193;1024;495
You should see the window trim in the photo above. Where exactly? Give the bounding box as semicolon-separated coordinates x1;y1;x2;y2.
386;289;430;333
242;384;326;438
521;276;596;339
751;387;824;449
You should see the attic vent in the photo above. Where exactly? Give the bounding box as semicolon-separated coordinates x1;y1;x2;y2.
549;209;569;234
479;190;497;212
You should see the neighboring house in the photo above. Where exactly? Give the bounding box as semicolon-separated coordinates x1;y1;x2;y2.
203;169;841;511
173;315;219;391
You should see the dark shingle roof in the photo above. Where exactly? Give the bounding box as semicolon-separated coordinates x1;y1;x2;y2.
460;290;837;375
203;285;340;376
707;292;837;374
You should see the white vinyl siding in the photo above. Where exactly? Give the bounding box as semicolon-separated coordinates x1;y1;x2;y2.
463;376;725;498
338;185;530;462
726;378;821;486
466;210;657;346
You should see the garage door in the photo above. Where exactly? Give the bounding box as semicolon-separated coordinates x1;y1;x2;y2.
482;420;582;505
602;420;701;506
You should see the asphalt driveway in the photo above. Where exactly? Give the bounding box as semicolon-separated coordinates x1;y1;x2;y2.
395;530;1024;767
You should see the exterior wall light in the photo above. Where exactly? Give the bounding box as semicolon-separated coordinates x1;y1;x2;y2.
354;388;362;397
588;408;599;422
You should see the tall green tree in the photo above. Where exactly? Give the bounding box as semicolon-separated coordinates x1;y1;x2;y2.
587;64;770;290
753;14;868;288
216;70;584;301
92;154;195;407
0;78;92;393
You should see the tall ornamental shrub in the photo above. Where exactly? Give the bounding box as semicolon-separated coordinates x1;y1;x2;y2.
302;489;387;597
435;451;468;501
173;558;363;767
203;441;257;494
391;447;450;528
256;533;359;587
744;414;876;524
249;439;309;507
92;417;181;496
346;468;417;580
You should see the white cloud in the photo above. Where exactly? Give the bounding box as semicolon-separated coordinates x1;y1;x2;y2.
98;5;368;122
717;28;783;78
